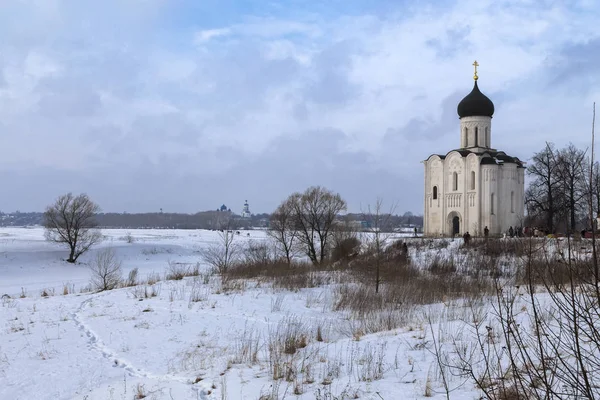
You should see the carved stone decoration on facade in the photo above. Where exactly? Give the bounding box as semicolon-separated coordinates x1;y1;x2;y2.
469;156;479;170
449;157;462;173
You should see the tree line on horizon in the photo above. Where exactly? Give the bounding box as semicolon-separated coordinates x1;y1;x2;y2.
37;189;422;263
0;208;422;230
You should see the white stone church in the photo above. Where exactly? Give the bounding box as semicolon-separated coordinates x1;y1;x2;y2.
423;63;525;237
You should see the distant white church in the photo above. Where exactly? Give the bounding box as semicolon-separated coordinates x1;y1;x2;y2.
423;62;525;237
241;200;251;219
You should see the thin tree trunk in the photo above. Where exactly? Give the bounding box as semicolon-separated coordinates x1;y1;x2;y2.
589;103;599;299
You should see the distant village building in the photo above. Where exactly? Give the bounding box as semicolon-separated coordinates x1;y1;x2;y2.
423;62;525;237
241;200;251;218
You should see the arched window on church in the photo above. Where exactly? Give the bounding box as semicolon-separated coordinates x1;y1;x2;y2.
491;193;495;215
433;186;438;200
453;172;458;191
464;127;468;147
471;171;475;190
474;127;478;147
511;191;514;213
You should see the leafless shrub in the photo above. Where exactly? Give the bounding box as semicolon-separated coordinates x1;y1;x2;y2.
426;254;457;275
244;240;273;265
89;248;122;291
432;230;600;400
142;246;171;255
330;217;361;265
122;232;135;244
478;238;526;257
331;237;361;264
223;258;329;291
201;230;240;275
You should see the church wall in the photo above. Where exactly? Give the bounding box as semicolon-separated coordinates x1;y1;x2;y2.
493;164;524;235
424;158;525;237
480;165;497;234
424;156;445;236
445;153;466;235
465;154;480;235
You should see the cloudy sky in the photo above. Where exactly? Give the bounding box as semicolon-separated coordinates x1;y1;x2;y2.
0;0;599;215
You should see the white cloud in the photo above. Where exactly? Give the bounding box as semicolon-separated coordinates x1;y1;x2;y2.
0;0;599;213
194;28;231;44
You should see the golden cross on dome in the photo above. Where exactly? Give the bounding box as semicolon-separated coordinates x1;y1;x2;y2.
473;60;479;81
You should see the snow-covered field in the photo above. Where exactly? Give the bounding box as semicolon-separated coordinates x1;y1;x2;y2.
0;227;522;399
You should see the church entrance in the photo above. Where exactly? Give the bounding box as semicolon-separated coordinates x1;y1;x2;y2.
447;212;461;236
452;216;460;235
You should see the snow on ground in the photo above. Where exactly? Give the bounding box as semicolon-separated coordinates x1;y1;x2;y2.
0;228;265;297
1;227;483;399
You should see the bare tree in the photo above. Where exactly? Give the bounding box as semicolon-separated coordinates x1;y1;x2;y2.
267;198;299;265
201;229;240;274
362;198;397;293
44;193;102;263
556;143;588;233
89;248;122;291
287;186;347;265
526;143;562;233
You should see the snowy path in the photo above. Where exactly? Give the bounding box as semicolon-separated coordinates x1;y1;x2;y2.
70;294;213;399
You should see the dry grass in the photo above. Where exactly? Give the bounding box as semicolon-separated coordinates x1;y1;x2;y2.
267;315;311;381
134;383;147;399
123;268;139;287
131;284;160;299
229;325;261;366
165;262;189;280
145;272;161;285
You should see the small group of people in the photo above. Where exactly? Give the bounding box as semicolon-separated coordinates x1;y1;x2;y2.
462;231;472;245
460;225;522;244
506;226;525;238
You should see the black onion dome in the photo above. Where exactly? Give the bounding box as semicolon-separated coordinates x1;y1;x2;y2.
457;81;495;118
